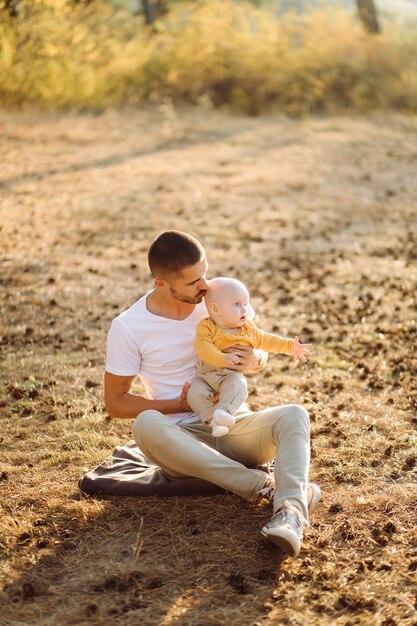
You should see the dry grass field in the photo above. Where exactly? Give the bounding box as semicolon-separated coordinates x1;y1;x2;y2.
0;106;416;626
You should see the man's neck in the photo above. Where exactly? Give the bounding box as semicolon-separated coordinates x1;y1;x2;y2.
146;289;196;321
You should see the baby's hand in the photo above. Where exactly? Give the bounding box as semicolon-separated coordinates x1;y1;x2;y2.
225;353;240;366
292;336;312;364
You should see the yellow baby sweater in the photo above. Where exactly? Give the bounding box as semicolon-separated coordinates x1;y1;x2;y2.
195;318;295;368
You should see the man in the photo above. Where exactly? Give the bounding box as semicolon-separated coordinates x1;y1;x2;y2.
104;231;320;557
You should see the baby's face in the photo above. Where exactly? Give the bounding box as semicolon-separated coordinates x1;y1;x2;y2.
214;287;250;329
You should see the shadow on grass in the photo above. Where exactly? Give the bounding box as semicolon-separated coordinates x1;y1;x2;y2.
2;492;286;626
0;122;255;189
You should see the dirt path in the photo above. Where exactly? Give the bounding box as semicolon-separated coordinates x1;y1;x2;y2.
1;107;416;625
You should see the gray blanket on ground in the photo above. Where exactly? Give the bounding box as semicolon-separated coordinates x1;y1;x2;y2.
78;440;225;497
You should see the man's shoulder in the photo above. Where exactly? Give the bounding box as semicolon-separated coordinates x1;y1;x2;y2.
112;295;147;324
112;297;208;332
108;295;148;340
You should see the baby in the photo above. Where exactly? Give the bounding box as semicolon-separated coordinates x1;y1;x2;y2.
187;277;311;437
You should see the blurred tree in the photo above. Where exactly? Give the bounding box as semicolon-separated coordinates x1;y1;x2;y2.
142;0;167;25
2;0;20;16
357;0;380;33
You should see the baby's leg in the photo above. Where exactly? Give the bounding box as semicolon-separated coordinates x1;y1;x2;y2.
210;373;248;437
187;375;218;423
216;372;248;416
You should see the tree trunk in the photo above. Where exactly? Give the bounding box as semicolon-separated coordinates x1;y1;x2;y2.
142;0;156;25
3;0;19;17
357;0;381;34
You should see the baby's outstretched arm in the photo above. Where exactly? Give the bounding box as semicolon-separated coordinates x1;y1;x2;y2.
292;336;312;364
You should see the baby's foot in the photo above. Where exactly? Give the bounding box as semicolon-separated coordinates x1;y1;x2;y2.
212;424;229;437
213;409;235;426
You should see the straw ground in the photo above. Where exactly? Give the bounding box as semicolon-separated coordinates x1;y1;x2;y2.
0;106;416;625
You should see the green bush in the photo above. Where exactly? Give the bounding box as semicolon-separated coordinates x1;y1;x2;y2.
0;0;146;107
1;0;416;113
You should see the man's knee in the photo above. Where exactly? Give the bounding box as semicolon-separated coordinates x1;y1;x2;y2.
273;403;310;434
132;410;163;444
286;404;310;430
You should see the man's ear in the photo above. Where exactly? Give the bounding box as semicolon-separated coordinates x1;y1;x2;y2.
155;278;166;288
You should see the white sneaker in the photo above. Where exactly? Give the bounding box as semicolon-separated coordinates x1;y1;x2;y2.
258;476;276;502
261;504;306;557
307;483;321;515
259;481;321;516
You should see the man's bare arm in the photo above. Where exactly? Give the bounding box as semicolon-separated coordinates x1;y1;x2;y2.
104;372;191;419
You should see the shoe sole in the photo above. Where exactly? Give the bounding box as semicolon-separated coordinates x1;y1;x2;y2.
260;527;300;557
307;483;321;516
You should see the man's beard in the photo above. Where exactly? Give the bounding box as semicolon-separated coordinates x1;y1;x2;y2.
169;284;207;304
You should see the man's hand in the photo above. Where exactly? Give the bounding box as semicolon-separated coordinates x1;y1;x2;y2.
292;336;312;364
104;372;198;419
178;382;192;412
223;345;259;373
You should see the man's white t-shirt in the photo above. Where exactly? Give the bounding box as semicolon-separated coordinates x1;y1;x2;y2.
105;294;209;425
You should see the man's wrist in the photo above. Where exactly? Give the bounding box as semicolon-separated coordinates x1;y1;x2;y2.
253;350;268;372
169;398;183;414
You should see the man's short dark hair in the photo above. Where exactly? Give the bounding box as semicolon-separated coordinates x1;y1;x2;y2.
148;231;205;278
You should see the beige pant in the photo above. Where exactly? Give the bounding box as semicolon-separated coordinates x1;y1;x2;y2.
187;364;247;422
132;403;311;519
